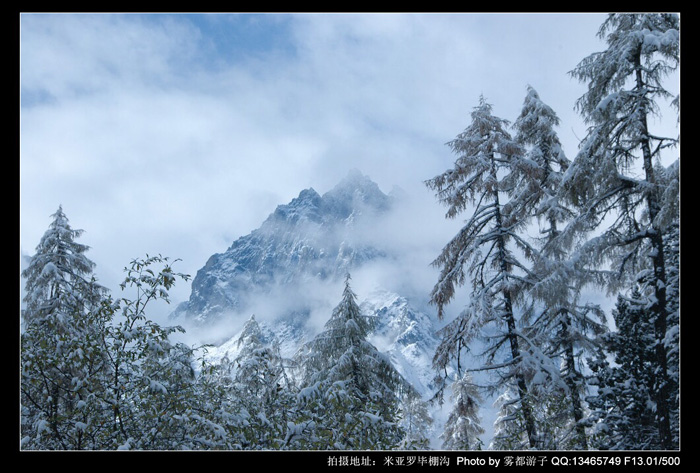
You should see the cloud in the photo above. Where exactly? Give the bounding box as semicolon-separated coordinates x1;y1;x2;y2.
20;14;202;101
21;13;619;322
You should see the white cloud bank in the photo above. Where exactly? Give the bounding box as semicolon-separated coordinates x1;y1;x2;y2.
21;13;626;322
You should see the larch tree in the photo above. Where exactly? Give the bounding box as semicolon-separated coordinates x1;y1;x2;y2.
513;86;608;449
398;389;434;450
565;13;680;449
440;372;484;450
426;96;544;449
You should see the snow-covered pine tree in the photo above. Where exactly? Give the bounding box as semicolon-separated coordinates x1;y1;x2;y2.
398;390;434;450
565;13;680;449
21;210;243;450
21;206;106;326
662;215;680;446
231;315;297;449
586;289;660;449
298;275;406;449
440;373;484;450
194;351;249;449
513;87;608;450
509;86;572;235
20;206;109;449
426;96;541;448
489;385;528;450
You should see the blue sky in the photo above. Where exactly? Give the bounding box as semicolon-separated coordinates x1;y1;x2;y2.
180;14;297;63
19;13;679;322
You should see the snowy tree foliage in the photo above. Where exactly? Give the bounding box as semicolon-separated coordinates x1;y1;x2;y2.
231;316;297;449
489;386;527;450
97;255;234;450
21;14;680;452
586;289;660;450
513;87;608;450
564;13;679;449
440;373;484;450
426;96;544;449
663;221;680;445
21;212;243;450
398;390;434;450
21;207;109;449
510;86;573;243
297;275;407;449
21;206;106;326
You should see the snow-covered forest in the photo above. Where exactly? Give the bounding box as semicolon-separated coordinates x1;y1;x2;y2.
20;14;679;451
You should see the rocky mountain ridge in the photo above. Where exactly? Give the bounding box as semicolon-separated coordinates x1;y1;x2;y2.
170;170;441;394
171;169;393;324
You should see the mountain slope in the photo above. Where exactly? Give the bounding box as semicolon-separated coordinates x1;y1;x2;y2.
171;169;392;324
204;287;440;393
171;170;442;399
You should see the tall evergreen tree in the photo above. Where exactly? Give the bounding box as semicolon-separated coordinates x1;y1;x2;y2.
586;289;660;450
20;206;109;449
513;87;608;449
232;315;297;449
490;386;527;450
565;13;680;448
299;275;406;449
440;373;484;450
662;216;680;446
397;390;434;450
21;206;106;326
426;96;542;448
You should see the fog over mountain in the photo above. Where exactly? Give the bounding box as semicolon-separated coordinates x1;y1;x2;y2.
172;169;390;324
169;170;457;402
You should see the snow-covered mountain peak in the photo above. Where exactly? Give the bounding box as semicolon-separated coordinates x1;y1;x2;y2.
169;171;442;425
170;171;394;325
326;168;389;202
258;171;390;231
321;169;391;220
263;187;323;227
203;285;440;397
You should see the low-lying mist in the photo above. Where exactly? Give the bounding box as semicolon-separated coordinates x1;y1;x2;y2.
166;180;468;349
